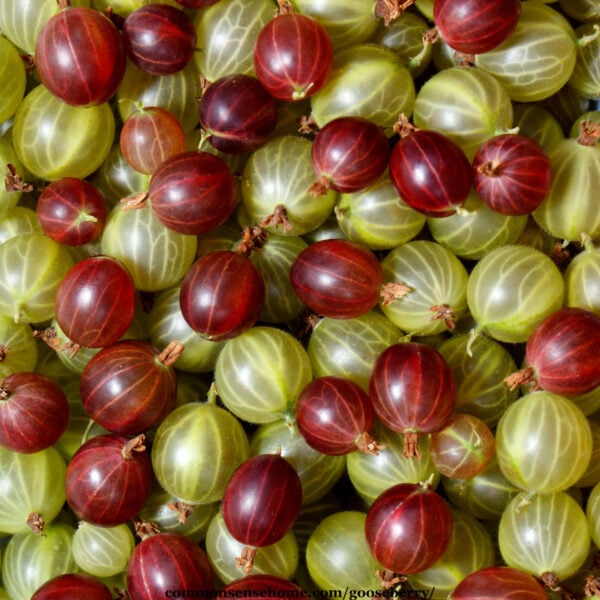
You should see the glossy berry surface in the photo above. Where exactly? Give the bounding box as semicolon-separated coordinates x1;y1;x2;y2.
31;573;113;600
472;133;553;216
36;177;107;246
253;11;333;101
120;106;186;175
290;238;383;319
80;339;178;435
148;151;238;235
365;482;453;574
199;74;279;155
126;532;214;600
0;372;69;453
450;566;547;599
369;342;456;457
222;453;303;547
389;129;472;217
295;375;379;455
309;116;390;195
54;256;136;348
65;433;153;526
35;6;126;106
179;250;265;341
433;0;521;55
122;4;197;75
520;307;600;396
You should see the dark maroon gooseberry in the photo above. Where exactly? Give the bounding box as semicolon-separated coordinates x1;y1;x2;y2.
433;0;521;55
389;127;472;217
365;481;453;577
369;342;457;458
147;150;238;235
472;133;553;216
309;116;390;196
505;307;600;397
65;433;154;526
290;238;384;319
80;339;181;436
450;566;548;599
221;453;303;574
31;573;113;600
36;177;107;246
35;5;126;106
122;4;197;75
120;106;187;175
295;375;384;456
0;372;69;454
199;74;279;155
253;8;333;101
54;256;136;349
179;250;265;341
127;531;214;600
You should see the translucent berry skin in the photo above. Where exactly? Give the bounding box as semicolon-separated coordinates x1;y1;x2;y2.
120;106;186;175
295;376;375;455
179;251;265;342
290;238;384;319
253;12;334;101
36;177;107;246
54;256;136;348
389;129;472;217
35;6;126;106
80;339;177;436
525;306;600;396
472;133;553;216
433;0;521;55
199;74;279;155
310;116;390;194
31;573;113;600
222;453;303;547
369;342;457;436
450;566;547;599
122;4;197;75
0;372;69;454
365;482;453;574
65;433;154;527
148;151;238;235
126;532;214;600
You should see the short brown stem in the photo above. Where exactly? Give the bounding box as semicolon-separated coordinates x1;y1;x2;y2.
585;574;600;597
32;326;81;358
133;516;161;540
355;432;386;455
167;500;196;524
4;163;33;193
429;304;456;331
120;191;149;210
276;0;294;15
297;114;319;135
235;545;257;575
27;512;46;535
540;572;562;593
156;340;185;367
374;0;415;26
578;120;600;146
258;204;293;233
122;434;146;459
403;431;421;459
477;160;501;177
376;569;407;590
380;282;412;306
307;175;331;197
0;344;8;362
503;367;536;392
392;113;419;138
